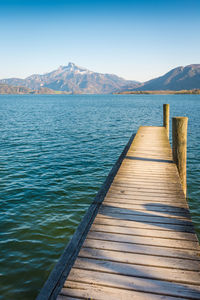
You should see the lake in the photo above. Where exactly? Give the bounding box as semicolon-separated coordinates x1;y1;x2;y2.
0;94;199;299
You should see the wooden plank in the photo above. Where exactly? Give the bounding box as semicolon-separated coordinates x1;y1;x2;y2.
90;223;197;241
60;281;184;300
119;161;176;166
114;175;181;182
97;211;193;226
100;204;191;218
102;202;189;211
112;172;179;178
116;171;179;177
87;231;199;249
112;180;183;189
79;247;200;271
111;182;183;192
127;150;172;155
118;163;177;168
114;175;180;182
94;216;195;232
104;197;188;206
113;180;181;188
108;187;184;197
114;176;181;183
120;164;175;169
107;188;184;197
66;269;200;299
105;192;187;203
83;239;200;260
74;257;200;284
119;159;174;163
116;170;179;175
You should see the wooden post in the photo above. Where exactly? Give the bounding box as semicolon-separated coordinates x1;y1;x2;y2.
163;104;169;138
172;117;188;196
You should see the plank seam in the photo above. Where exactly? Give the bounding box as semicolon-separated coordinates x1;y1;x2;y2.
90;229;196;241
81;246;200;261
86;237;199;251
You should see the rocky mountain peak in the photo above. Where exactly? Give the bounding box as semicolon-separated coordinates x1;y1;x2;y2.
67;62;76;68
0;63;139;94
57;62;90;75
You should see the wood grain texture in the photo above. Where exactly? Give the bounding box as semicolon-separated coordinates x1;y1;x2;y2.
172;117;188;196
90;223;197;240
39;126;200;300
73;257;200;284
82;239;200;260
60;281;185;300
65;269;200;299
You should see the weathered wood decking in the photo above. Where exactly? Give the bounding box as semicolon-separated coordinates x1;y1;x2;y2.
38;126;200;300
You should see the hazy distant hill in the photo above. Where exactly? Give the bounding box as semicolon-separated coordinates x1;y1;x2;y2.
0;84;68;94
0;63;139;94
122;64;200;91
0;84;33;94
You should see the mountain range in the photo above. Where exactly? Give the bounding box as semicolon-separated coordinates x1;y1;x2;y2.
0;62;139;94
0;63;200;94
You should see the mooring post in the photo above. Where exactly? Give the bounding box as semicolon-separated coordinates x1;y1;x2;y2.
172;117;188;196
163;104;170;138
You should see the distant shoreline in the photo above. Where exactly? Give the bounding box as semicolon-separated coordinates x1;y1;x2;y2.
1;87;200;95
115;89;200;95
0;84;72;95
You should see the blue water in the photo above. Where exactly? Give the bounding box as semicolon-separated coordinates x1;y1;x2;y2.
0;94;199;299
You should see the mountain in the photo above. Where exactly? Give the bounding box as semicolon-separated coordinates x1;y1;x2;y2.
121;64;200;92
0;63;139;94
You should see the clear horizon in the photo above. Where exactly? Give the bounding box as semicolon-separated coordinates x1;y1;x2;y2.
0;0;200;81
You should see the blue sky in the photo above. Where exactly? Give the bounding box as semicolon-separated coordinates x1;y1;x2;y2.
0;0;200;82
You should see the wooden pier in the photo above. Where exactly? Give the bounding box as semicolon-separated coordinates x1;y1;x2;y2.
37;120;200;299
